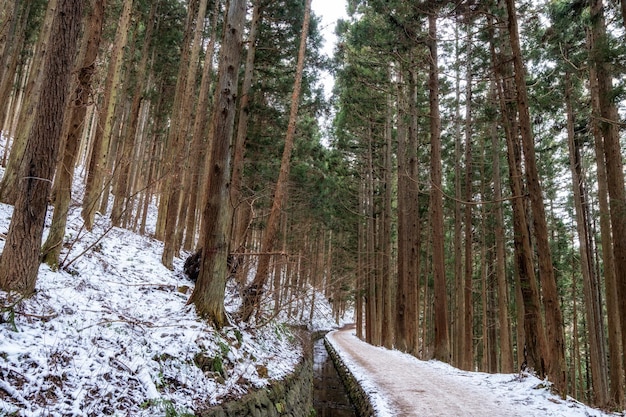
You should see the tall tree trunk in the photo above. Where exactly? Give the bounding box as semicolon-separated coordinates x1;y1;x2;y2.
188;0;246;328
0;0;16;66
489;83;513;373
505;0;566;393
565;68;609;406
589;61;625;413
395;60;419;355
489;13;548;377
356;216;364;339
462;33;473;371
1;58;29;169
230;0;262;252
380;79;393;349
422;228;432;357
0;0;58;205
240;0;311;322
183;0;221;251
480;217;488;371
365;139;377;344
0;0;82;293
82;0;132;230
571;264;580;398
452;22;464;367
97;88;127;216
140;85;166;236
111;2;157;227
161;0;203;268
407;58;420;356
588;0;626;405
42;0;105;268
125;74;153;230
0;0;30;136
172;0;210;251
395;68;409;353
428;11;450;363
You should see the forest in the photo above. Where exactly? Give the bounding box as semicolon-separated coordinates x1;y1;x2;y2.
1;0;626;412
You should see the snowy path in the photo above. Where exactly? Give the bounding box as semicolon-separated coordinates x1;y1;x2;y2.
326;326;612;417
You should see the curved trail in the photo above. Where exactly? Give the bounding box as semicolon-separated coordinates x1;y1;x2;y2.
327;326;524;416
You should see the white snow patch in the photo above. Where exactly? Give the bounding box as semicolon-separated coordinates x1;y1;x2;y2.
0;195;304;416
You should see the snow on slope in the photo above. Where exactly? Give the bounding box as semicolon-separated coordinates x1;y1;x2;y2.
0;201;303;416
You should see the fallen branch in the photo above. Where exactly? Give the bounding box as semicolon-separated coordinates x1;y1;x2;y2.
0;378;30;409
77;317;155;332
19;312;58;321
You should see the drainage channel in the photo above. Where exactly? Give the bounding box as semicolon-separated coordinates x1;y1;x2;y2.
313;337;358;417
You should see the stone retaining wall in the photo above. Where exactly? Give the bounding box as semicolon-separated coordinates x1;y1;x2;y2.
198;350;313;417
324;336;376;417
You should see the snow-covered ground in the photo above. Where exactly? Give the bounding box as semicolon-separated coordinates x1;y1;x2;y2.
327;327;622;417
0;194;333;416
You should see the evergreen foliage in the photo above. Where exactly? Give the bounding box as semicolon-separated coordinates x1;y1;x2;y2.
1;0;626;409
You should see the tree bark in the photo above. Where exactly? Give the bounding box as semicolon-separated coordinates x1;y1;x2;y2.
183;0;222;250
0;0;83;294
240;0;312;322
82;0;132;230
589;64;625;409
364;145;377;344
395;67;409;353
110;2;157;227
452;23;464;367
230;0;262;252
505;0;566;394
489;11;548;377
462;32;473;371
588;0;626;405
42;0;105;268
161;0;202;268
172;0;210;252
565;67;609;406
0;0;30;136
183;0;221;251
428;11;450;363
0;0;58;205
407;58;420;356
188;0;246;328
489;83;513;373
380;77;393;349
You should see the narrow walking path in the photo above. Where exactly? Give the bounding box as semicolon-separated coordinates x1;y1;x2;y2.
326;326;608;417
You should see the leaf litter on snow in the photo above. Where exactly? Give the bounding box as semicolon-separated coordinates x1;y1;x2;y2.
0;198;302;416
